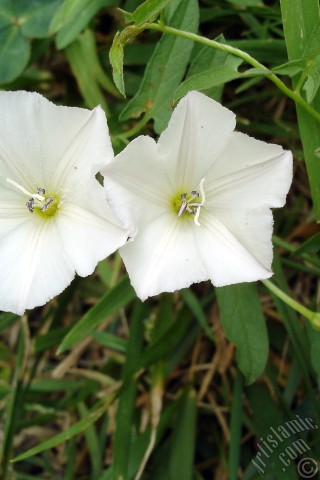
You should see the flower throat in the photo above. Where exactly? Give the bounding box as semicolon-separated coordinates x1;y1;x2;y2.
6;178;59;218
174;177;205;226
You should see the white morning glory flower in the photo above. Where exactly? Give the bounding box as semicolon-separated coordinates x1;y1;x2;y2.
0;91;129;315
102;91;292;301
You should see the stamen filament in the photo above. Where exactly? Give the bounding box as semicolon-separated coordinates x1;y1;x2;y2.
6;178;45;201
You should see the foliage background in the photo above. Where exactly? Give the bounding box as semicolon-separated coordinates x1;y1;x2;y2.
0;0;320;479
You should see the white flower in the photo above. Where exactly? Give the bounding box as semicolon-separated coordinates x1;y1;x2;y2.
102;91;292;301
0;91;129;315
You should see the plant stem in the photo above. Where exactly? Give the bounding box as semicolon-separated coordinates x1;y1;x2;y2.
147;23;320;123
262;279;320;330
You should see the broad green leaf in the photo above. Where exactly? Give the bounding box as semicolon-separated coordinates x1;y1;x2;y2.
0;26;30;84
0;1;15;29
57;275;135;353
50;0;115;49
287;20;320;102
174;56;243;102
169;389;197;480
216;283;268;384
12;408;104;462
303;58;320;103
131;0;171;26
66;29;118;111
18;0;63;38
120;0;199;133
183;39;231;101
280;0;320;220
272;59;304;76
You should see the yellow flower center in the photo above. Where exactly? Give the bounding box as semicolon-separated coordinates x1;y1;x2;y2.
6;178;59;219
171;178;206;226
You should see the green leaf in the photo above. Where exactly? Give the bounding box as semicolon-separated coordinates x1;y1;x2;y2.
131;0;171;26
12;408;104;462
0;323;26;475
306;322;320;388
78;403;102;479
0;313;18;334
18;0;63;38
216;283;268;384
66;29;118;111
182;38;231;101
228;371;244;480
109;31;125;97
180;289;214;341
50;0;115;49
302;58;320;103
120;0;199;133
293;232;320;256
0;1;15;29
280;0;320;220
109;24;148;97
0;26;30;84
169;388;197;480
91;331;127;353
224;0;263;5
57;276;135;353
294;20;320;102
174;56;244;102
272;59;304;76
246;384;299;479
113;302;146;480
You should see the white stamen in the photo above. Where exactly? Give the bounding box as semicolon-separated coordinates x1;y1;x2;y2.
178;200;188;217
6;178;45;201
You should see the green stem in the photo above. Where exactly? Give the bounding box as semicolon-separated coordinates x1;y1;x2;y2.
147;23;320;123
262;279;320;329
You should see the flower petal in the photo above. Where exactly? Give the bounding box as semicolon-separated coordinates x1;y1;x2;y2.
0;91;112;194
102;136;172;234
0;218;75;315
212;207;274;270
158;90;236;189
57;182;129;277
120;214;209;300
205;132;293;208
53;106;113;191
196;214;272;286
